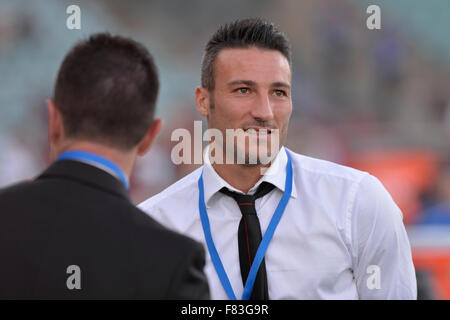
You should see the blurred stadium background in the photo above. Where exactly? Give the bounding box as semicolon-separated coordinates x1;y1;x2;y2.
0;0;449;299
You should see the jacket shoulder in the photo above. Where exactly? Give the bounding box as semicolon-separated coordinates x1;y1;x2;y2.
129;204;203;252
126;206;208;298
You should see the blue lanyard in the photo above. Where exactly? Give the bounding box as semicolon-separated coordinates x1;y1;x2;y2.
198;149;293;300
56;150;129;189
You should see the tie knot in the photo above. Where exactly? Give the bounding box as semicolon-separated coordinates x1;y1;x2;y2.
220;182;275;215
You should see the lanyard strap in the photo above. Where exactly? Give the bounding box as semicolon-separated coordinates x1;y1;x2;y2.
198;149;293;300
57;150;129;189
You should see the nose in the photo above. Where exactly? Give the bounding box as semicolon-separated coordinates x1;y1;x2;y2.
251;92;274;122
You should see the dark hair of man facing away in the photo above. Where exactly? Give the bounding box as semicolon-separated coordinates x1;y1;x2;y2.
54;33;159;149
201;18;291;92
0;33;210;299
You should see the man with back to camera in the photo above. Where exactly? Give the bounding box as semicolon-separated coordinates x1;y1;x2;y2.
139;18;417;300
0;33;210;299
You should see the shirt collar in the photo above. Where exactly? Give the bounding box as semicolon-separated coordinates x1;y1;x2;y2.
202;145;297;208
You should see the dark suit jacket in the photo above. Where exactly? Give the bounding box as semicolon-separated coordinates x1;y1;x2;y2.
0;160;210;299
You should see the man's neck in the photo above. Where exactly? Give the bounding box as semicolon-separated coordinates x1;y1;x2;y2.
55;140;136;178
209;147;282;194
212;162;266;194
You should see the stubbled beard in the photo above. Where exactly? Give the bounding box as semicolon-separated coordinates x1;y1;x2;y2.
208;101;285;166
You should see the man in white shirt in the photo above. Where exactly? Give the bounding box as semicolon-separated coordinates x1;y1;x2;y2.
139;18;417;300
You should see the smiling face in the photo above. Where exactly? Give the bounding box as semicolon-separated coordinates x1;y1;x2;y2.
196;47;292;165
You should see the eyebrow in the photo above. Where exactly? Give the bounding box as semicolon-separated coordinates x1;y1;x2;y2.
227;80;257;87
271;82;291;90
227;80;291;90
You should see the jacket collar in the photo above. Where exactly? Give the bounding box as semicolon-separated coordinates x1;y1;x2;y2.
37;159;130;200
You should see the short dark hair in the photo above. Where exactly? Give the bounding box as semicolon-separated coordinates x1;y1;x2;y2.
54;33;159;150
201;18;291;91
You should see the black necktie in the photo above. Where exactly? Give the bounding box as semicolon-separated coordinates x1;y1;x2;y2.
220;182;275;300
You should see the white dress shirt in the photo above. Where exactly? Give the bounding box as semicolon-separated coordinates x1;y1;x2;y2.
139;146;417;299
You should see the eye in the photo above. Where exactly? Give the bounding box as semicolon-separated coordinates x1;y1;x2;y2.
235;87;250;94
273;89;287;97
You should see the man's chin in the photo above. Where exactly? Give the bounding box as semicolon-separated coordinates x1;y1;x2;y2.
236;147;279;166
